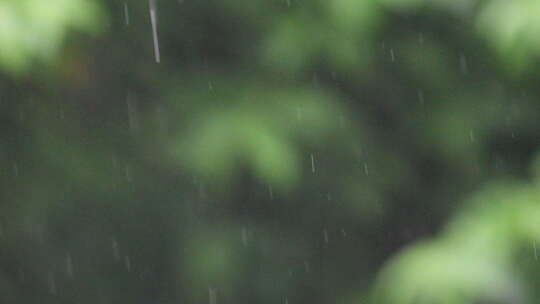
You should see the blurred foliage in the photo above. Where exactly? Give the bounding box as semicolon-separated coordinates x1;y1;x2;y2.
2;0;540;304
0;0;106;75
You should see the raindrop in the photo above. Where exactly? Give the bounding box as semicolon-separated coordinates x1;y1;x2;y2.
18;269;24;282
198;183;207;199
127;91;139;133
459;52;468;75
125;165;133;182
363;163;369;176
241;227;248;247
469;130;475;142
48;272;57;295
417;89;425;104
418;33;424;44
208;287;217;304
534;241;538;260
66;253;73;278
303;260;310;273
310;154;315;173
286;0;290;7
149;0;161;63
339;115;346;129
125;255;131;271
268;185;274;200
341;228;347;237
111;237;120;260
323;228;329;244
285;297;289;304
156;105;168;135
390;49;395;62
123;2;130;26
13;162;19;177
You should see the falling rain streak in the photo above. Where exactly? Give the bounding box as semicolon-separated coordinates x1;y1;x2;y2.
125;256;131;271
417;89;425;104
304;260;310;273
310;154;315;173
459;52;468;74
48;272;57;295
127;91;139;133
66;253;73;278
241;227;248;247
534;241;538;260
469;130;475;142
208;287;217;304
123;2;130;25
125;165;133;182
149;0;161;63
268;185;274;200
112;237;120;260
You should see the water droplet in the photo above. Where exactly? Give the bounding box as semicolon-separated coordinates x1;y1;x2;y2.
417;89;424;104
123;2;130;25
149;0;161;63
323;228;329;244
18;269;24;282
208;287;217;304
127;91;139;133
111;237;120;260
125;165;133;182
303;260;310;273
459;52;468;74
268;185;274;200
125;255;131;271
66;253;73;278
241;227;248;247
363;163;369;176
48;272;57;295
310;154;315;173
339;115;346;129
13;162;19;177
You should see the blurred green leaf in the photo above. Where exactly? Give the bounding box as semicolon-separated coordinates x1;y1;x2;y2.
0;0;106;75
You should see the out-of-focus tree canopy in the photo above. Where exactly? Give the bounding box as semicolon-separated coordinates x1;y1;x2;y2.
2;0;540;303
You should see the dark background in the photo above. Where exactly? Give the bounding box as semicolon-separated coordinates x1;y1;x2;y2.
2;0;540;303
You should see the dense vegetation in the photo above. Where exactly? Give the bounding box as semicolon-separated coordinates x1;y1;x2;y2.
2;0;540;303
